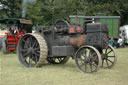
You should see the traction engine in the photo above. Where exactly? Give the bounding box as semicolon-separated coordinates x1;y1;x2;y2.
17;21;117;73
0;19;32;54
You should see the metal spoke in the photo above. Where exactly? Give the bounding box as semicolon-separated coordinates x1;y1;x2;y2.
77;54;85;62
23;51;30;57
35;42;39;48
102;59;104;67
32;40;37;48
53;58;55;61
107;59;114;64
107;49;112;54
84;63;87;72
47;57;70;64
26;38;30;47
20;48;28;52
92;63;97;68
94;56;98;61
29;57;32;66
30;36;33;42
31;54;37;64
23;56;29;61
89;62;93;72
34;47;40;51
33;52;40;57
81;48;86;54
89;50;92;58
57;58;61;62
106;59;109;67
35;56;38;64
36;50;40;54
105;49;107;54
22;39;26;43
81;54;85;57
30;36;33;47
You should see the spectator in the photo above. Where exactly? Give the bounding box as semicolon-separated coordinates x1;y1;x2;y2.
117;37;124;48
9;24;17;34
109;37;114;47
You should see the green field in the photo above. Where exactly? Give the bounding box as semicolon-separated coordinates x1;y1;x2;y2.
0;48;128;85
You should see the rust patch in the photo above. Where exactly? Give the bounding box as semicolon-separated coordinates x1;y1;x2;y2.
70;34;86;47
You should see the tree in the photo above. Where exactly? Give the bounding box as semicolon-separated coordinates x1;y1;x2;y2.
0;0;22;18
27;0;43;25
81;0;128;25
0;0;128;26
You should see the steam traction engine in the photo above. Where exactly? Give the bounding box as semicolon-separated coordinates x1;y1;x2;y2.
17;21;117;73
0;19;32;54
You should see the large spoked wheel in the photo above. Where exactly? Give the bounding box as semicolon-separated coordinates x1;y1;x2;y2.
2;35;8;54
101;45;117;68
17;33;48;67
75;45;102;73
47;56;70;64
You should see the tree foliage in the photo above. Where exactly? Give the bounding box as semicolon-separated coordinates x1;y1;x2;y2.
0;0;21;18
0;0;128;26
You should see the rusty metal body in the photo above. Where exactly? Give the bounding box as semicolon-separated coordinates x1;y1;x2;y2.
70;34;86;47
35;22;109;57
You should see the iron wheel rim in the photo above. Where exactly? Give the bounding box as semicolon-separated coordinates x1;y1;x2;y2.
18;34;40;67
75;45;102;73
101;45;117;68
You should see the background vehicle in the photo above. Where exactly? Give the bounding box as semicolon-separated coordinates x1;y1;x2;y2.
0;18;32;53
120;25;128;44
69;15;120;47
0;36;2;50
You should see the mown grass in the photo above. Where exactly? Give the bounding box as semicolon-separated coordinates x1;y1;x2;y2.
0;47;128;85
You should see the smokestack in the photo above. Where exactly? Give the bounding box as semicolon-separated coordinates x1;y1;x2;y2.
22;0;37;18
22;0;27;18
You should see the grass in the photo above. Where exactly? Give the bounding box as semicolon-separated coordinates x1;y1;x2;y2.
0;47;128;85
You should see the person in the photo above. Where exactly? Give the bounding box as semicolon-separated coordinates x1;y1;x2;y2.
117;37;124;48
109;37;114;47
9;24;18;34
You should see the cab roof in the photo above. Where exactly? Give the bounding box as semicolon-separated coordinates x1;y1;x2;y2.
0;18;32;25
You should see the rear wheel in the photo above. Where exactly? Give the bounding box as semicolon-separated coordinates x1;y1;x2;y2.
47;56;70;64
75;45;102;73
17;33;48;67
101;45;117;68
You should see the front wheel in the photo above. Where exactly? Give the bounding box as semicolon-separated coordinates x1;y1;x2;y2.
75;45;102;73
